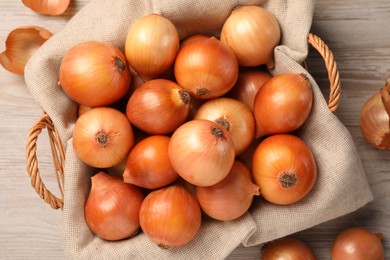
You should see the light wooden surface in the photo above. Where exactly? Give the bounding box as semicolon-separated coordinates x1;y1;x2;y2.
0;1;389;259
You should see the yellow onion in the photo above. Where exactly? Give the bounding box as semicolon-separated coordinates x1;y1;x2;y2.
139;184;201;249
174;36;239;99
123;135;178;189
331;227;384;260
22;0;70;15
59;41;131;107
221;5;281;68
73;107;134;168
0;26;52;75
126;79;191;135
169;119;235;187
360;79;390;149
195;160;260;221
85;171;145;241
125;14;179;81
194;97;255;155
261;238;316;260
253;73;313;138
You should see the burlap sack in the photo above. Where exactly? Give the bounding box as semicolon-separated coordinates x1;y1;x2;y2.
24;0;374;259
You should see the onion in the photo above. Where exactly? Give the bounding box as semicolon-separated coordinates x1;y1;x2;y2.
139;184;201;249
331;227;384;260
0;26;52;75
195;160;260;221
85;171;145;241
220;5;281;68
59;41;131;107
123;135;178;189
261;237;316;260
22;0;70;15
126;79;191;135
226;68;272;111
252;134;317;205
73;107;134;168
360;79;390;149
125;14;179;81
253;73;313;138
193;97;255;155
174;36;239;99
169;119;235;187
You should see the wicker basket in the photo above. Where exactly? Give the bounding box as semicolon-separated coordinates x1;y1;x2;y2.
25;33;340;210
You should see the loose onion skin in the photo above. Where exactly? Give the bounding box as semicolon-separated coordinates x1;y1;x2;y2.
221;5;281;68
253;73;313;138
126;79;191;135
59;41;131;107
360;79;390;149
73;107;134;168
123;135;178;189
195;160;260;221
85;171;145;241
125;14;179;81
139;184;201;249
169;119;235;187
331;227;384;260
261;238;316;260
22;0;70;16
252;134;317;205
193;97;255;155
227;68;272;111
174;36;239;99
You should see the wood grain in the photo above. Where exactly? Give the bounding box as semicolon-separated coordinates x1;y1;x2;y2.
1;0;389;259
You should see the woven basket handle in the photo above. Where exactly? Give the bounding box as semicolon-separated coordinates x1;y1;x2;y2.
25;33;341;209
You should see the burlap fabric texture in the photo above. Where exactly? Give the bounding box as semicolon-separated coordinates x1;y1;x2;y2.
24;0;374;259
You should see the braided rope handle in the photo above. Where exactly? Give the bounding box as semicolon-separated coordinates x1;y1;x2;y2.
25;34;341;209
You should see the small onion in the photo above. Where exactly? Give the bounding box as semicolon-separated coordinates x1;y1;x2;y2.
22;0;70;16
360;79;390;149
123;135;178;189
0;26;52;75
73;107;134;168
195;160;260;221
126;79;191;135
261;238;316;260
59;41;131;107
174;36;239;99
125;14;179;81
252;134;317;205
221;5;281;68
227;68;272;111
169;119;235;187
253;73;313;138
85;171;145;241
139;184;201;249
331;227;384;260
193;97;255;155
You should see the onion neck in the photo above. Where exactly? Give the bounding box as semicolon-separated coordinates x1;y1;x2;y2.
195;87;208;97
114;56;126;72
211;126;225;139
178;89;191;105
215;117;231;132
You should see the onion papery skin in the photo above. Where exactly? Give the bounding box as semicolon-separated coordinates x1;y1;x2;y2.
195;160;260;221
174;37;239;99
59;41;131;107
331;227;384;260
220;5;281;68
125;14;179;81
123;135;178;189
126;79;191;135
22;0;70;15
261;238;316;260
139;184;201;249
85;172;145;241
360;92;390;149
73;107;134;168
253;73;313;138
169;119;235;187
194;97;255;155
252;134;317;205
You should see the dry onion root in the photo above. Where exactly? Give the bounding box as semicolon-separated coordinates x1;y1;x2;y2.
0;26;52;75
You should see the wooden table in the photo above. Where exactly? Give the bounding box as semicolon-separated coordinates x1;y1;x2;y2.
1;1;389;259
